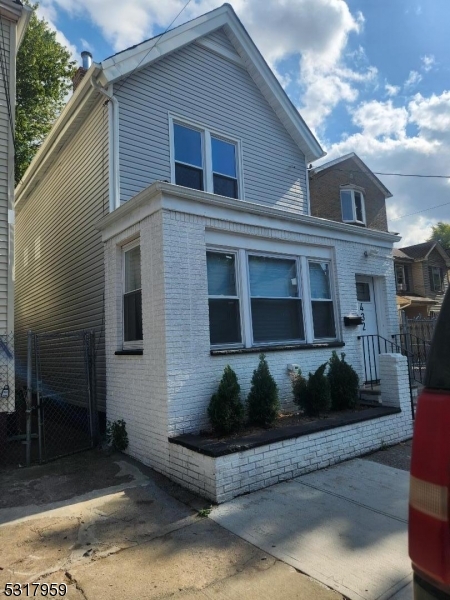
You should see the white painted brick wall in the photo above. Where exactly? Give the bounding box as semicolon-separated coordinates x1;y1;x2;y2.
103;199;402;493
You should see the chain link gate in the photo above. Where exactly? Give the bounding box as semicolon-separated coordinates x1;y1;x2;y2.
0;330;98;469
34;331;97;463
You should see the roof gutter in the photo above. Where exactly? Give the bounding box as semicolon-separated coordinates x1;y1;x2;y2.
91;79;120;212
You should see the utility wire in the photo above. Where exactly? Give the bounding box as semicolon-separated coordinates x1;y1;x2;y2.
390;201;450;222
311;167;450;180
114;0;194;95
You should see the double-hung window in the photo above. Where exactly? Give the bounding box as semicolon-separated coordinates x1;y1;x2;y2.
171;118;240;199
248;255;304;343
429;266;443;292
123;242;143;346
341;188;365;225
207;251;241;346
395;265;407;291
308;262;336;339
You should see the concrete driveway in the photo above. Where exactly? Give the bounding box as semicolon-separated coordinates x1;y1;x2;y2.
210;447;413;600
0;450;342;600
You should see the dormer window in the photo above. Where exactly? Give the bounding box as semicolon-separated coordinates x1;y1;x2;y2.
340;187;366;225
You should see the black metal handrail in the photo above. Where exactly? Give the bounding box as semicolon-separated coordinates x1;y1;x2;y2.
391;332;430;388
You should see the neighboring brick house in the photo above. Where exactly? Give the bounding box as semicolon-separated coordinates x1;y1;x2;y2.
16;4;411;500
394;241;450;318
308;153;392;232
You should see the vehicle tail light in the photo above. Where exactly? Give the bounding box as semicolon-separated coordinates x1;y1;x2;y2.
409;390;450;586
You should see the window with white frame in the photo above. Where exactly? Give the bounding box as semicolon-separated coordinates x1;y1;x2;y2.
308;262;336;339
123;242;143;346
340;188;366;225
171;118;240;199
248;255;304;343
206;251;242;345
206;249;336;347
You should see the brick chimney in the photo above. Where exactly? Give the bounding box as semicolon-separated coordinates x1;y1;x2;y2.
72;51;92;92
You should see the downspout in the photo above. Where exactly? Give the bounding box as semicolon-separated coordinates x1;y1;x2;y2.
91;79;120;212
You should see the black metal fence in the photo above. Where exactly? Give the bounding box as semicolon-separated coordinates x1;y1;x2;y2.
0;330;98;469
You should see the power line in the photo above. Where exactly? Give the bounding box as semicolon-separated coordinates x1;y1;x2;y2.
114;0;194;95
390;201;450;222
311;167;450;180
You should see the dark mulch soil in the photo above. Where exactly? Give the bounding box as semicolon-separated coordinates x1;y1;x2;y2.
200;405;369;442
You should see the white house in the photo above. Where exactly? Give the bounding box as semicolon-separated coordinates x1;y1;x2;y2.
15;4;412;498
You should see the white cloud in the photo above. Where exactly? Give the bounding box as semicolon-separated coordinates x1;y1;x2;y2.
351;100;408;138
321;90;450;246
404;70;422;89
421;54;435;72
385;83;400;97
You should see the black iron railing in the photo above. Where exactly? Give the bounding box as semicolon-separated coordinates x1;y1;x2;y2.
391;332;430;387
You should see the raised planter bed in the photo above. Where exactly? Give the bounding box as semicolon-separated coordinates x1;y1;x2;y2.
167;403;410;504
170;406;401;458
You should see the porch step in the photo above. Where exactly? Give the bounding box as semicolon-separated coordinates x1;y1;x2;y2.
359;386;382;406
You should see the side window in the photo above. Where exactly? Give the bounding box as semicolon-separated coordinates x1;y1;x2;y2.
123;244;143;345
211;137;238;199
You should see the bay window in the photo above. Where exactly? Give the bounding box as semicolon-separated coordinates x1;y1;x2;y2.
206;247;337;348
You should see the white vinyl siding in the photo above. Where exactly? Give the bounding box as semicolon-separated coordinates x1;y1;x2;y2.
116;27;308;213
0;16;11;334
15;97;109;410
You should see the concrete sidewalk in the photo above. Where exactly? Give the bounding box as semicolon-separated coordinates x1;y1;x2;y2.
0;450;342;600
210;458;412;600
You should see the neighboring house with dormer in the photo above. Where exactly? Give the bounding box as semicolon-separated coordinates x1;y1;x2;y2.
308;153;392;232
394;241;450;318
14;5;410;498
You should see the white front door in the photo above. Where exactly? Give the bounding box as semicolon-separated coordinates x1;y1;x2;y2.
356;276;379;382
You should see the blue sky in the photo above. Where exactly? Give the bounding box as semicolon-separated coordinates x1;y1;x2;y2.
38;0;450;246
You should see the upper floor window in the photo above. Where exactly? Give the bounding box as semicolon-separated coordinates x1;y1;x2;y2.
340;188;365;225
429;266;444;292
171;117;241;199
395;265;408;292
123;241;143;347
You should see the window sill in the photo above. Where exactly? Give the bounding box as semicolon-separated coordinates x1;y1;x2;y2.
210;341;345;356
115;349;143;356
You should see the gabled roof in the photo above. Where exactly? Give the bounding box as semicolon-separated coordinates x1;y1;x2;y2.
16;4;325;205
393;248;414;261
399;241;450;266
97;4;324;163
309;152;392;198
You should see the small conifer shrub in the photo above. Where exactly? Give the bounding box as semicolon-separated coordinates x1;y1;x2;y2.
246;354;280;427
327;351;360;410
292;369;307;407
208;365;244;435
296;363;331;417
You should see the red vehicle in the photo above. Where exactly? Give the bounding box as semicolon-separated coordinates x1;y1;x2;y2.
409;287;450;599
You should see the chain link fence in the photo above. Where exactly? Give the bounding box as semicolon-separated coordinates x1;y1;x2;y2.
0;330;98;469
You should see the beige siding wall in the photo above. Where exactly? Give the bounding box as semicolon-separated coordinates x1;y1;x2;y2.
0;16;12;334
15;97;109;409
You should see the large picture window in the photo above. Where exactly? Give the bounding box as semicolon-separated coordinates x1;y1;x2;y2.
123;243;143;345
248;255;304;343
207;251;242;346
206;247;337;348
171;117;241;199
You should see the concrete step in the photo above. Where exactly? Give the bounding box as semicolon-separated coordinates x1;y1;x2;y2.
359;386;382;406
